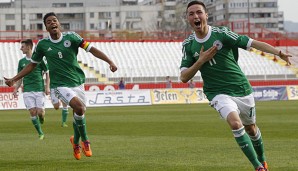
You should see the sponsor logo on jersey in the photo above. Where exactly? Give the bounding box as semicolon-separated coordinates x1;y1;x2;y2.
64;40;71;47
213;40;223;50
193;52;199;58
47;47;52;51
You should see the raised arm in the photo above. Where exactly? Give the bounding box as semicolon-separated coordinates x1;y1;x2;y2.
4;62;37;87
89;47;117;72
251;40;292;65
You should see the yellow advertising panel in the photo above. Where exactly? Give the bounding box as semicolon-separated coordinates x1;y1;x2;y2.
151;88;209;104
286;86;298;100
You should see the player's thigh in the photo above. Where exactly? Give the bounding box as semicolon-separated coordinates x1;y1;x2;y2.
23;92;37;110
210;94;239;120
72;84;86;106
54;85;86;106
232;94;256;125
35;92;46;109
50;88;60;106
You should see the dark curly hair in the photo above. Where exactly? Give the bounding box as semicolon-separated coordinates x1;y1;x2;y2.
43;12;58;26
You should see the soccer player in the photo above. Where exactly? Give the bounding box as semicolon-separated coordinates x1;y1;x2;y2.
5;12;117;160
50;92;69;127
180;1;291;171
13;39;50;140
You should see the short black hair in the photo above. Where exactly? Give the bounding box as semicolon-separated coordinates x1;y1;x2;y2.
21;39;33;49
43;12;58;26
187;1;207;12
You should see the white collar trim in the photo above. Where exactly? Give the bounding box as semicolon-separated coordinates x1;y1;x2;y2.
49;32;63;43
194;25;212;43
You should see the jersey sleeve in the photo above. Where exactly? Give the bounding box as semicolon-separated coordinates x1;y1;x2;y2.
221;27;251;50
72;32;92;52
180;41;195;71
31;40;45;63
40;56;49;72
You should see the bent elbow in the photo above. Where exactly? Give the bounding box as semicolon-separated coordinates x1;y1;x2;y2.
180;76;188;83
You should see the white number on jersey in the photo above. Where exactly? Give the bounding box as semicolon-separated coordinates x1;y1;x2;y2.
58;52;63;58
208;58;217;66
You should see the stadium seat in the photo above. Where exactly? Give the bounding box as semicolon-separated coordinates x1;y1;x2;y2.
0;42;296;85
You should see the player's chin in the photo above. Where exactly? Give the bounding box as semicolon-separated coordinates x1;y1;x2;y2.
193;26;201;32
50;29;58;34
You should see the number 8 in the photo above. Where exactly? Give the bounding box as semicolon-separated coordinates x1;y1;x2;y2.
58;52;63;58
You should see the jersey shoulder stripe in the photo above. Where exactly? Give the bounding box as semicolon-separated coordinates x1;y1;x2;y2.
71;32;83;40
36;37;50;45
211;26;238;40
61;31;83;41
182;32;195;46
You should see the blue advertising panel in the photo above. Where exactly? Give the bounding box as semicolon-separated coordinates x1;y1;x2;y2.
252;86;288;101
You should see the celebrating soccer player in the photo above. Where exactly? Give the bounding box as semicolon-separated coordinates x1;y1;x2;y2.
4;12;117;160
180;1;291;171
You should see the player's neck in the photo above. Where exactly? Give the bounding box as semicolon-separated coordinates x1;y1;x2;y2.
26;53;32;58
195;25;209;39
26;51;32;58
50;32;61;40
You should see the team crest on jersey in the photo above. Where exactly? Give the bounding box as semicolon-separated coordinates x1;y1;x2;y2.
64;40;71;47
213;40;223;50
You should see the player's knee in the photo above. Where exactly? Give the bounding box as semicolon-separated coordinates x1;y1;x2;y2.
230;121;243;130
70;97;85;115
29;108;37;116
36;108;44;115
52;103;60;110
244;124;257;136
73;105;85;115
226;111;242;130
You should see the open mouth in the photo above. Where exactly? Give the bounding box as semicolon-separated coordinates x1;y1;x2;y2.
51;26;58;30
194;21;201;27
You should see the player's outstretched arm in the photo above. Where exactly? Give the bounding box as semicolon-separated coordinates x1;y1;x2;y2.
89;47;117;72
251;40;292;65
12;79;23;98
4;62;37;87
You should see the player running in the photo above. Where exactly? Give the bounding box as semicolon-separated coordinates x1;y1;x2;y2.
13;39;50;140
180;1;291;171
5;12;117;160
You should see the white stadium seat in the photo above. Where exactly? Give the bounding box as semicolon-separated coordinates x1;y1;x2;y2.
0;42;296;84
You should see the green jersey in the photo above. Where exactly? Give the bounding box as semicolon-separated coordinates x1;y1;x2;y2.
17;56;48;92
180;26;253;101
31;32;91;88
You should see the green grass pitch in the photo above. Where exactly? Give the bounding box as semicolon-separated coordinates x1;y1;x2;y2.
0;101;297;171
